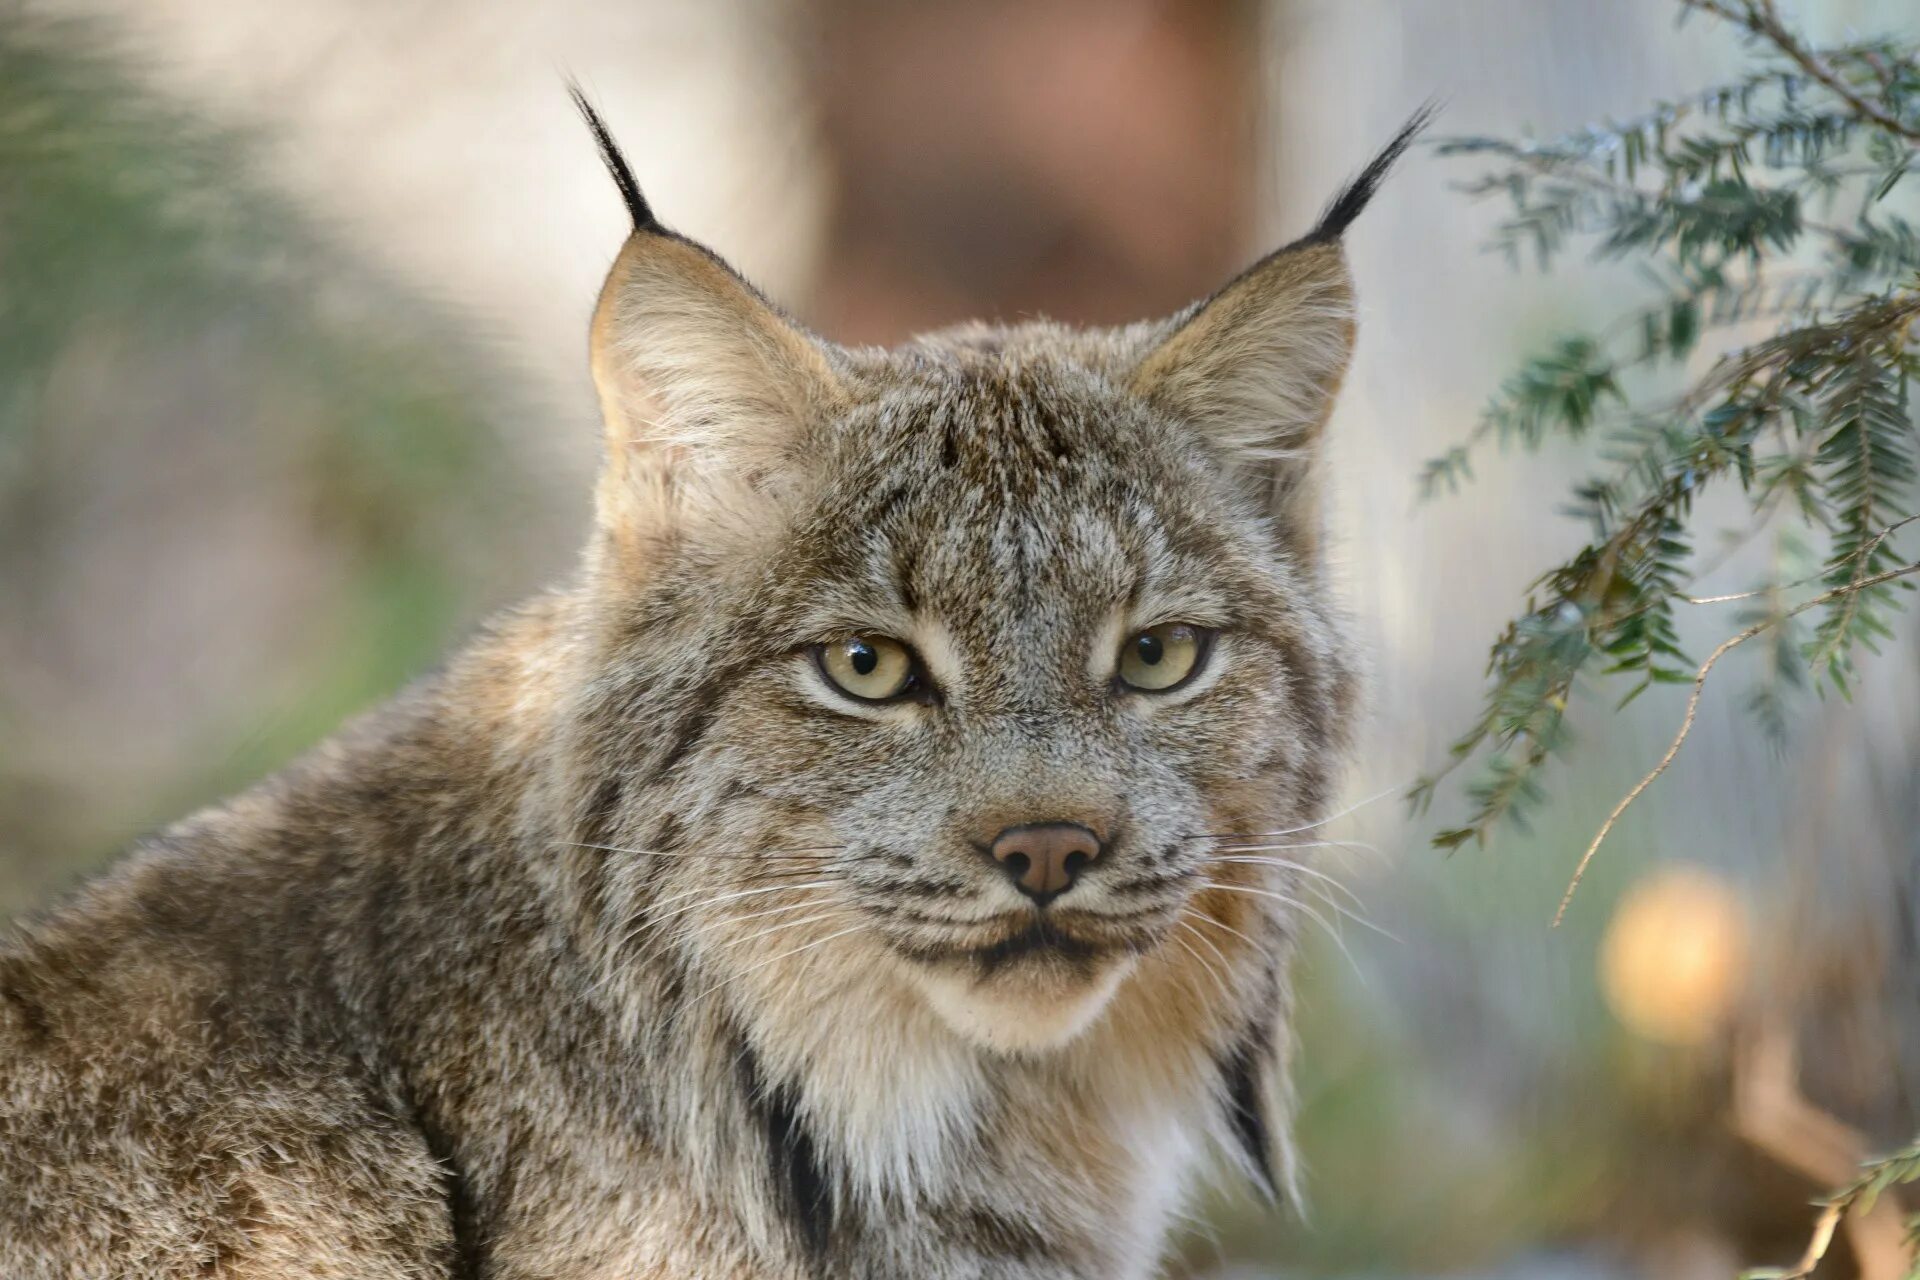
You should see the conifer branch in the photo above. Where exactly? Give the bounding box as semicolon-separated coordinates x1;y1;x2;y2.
1684;0;1920;143
1419;0;1920;893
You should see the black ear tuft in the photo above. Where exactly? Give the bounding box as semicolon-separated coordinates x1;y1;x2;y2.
1300;102;1437;245
568;81;665;235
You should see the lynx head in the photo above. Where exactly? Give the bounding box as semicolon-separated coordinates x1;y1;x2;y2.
558;92;1417;1070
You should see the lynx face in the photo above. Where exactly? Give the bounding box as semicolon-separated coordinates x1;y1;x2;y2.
704;353;1343;1052
561;100;1390;1066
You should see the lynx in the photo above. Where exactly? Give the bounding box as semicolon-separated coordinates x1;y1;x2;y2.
0;96;1422;1278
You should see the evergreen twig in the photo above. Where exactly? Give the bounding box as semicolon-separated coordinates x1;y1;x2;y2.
1418;0;1920;911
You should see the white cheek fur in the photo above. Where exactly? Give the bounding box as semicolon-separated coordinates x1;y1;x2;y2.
909;616;965;701
1086;607;1128;684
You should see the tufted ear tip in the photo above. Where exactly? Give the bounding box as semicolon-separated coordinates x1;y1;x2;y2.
568;80;665;235
1296;102;1436;247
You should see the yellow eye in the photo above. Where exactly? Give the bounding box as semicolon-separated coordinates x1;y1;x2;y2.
1117;623;1210;692
816;635;919;702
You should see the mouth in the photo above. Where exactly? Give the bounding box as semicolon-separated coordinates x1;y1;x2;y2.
890;906;1165;1054
962;917;1104;974
884;904;1175;976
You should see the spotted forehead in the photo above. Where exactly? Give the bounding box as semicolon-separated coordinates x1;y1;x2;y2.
792;358;1242;635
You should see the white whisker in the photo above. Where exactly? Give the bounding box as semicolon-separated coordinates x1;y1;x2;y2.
645;878;839;929
1208;838;1382;861
705;908;852;956
1188;909;1264;954
1204;856;1368;910
1168;927;1233;1006
695;895;833;932
1174;916;1239;1002
1189;782;1405;844
687;921;869;1011
1203;879;1364;978
641;866;838;921
559;840;839;862
1207;858;1388;938
613;875;833;955
1299;875;1401;945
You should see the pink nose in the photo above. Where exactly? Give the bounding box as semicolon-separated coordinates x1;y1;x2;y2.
988;823;1103;906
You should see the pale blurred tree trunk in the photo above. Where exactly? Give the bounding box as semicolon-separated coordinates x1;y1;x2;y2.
803;0;1264;344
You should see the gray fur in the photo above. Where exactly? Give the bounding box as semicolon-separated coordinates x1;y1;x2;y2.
0;113;1413;1277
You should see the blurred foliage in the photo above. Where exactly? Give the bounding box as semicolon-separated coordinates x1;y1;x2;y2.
0;10;541;905
1166;797;1706;1278
1412;0;1920;887
1411;0;1920;1272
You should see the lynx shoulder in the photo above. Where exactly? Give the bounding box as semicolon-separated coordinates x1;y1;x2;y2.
0;97;1426;1279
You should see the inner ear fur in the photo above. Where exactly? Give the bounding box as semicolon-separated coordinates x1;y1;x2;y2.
588;230;843;553
1129;241;1355;456
1127;240;1356;556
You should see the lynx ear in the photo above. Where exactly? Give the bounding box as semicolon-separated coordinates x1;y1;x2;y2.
1127;110;1429;556
573;88;840;554
1127;241;1356;538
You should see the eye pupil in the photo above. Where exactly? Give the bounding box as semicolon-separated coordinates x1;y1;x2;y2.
849;641;879;676
1116;623;1210;693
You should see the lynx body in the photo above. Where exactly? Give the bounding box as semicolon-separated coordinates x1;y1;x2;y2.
0;102;1420;1278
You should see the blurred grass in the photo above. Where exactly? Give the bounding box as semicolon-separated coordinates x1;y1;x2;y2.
0;10;549;909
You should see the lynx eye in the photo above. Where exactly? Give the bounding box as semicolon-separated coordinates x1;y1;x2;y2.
814;635;920;703
1116;623;1210;693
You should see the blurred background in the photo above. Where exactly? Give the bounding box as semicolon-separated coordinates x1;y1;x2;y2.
2;0;1916;1275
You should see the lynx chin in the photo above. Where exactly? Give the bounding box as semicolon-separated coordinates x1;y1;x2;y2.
0;94;1426;1279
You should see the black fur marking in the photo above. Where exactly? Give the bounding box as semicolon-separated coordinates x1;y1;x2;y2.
357;854;485;1280
1104;866;1196;897
0;976;51;1046
567;81;665;234
1298;103;1436;245
411;1108;486;1280
863;902;977;926
958;1206;1050;1262
1219;1027;1278;1201
578;775;625;847
656;950;688;1013
656;646;777;779
864;874;970;900
863;481;914;527
650;813;686;852
1040;415;1074;462
893;549;922;614
737;1041;836;1265
653;693;725;783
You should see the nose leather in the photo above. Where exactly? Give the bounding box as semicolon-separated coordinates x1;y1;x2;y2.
987;823;1103;906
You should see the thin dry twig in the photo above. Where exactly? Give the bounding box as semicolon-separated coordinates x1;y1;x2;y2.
1733;1024;1915;1280
1684;0;1920;142
1552;550;1920;926
1682;514;1920;605
1770;1202;1845;1279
